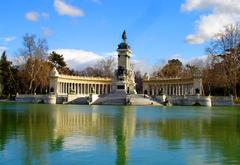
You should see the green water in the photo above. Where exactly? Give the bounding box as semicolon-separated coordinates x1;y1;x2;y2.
0;104;240;165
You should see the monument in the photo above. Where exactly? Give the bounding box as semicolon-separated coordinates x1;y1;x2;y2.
92;31;161;105
112;30;137;95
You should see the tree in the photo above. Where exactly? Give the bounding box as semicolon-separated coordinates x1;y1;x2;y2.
48;51;73;75
207;24;240;98
134;71;143;93
0;51;17;98
77;56;117;77
94;56;116;77
48;51;66;68
78;66;102;77
18;34;50;94
157;59;183;78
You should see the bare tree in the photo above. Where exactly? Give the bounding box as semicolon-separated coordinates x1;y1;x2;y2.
19;34;49;94
207;24;240;98
94;56;117;77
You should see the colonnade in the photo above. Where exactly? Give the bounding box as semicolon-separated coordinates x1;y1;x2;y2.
143;83;195;96
57;82;112;95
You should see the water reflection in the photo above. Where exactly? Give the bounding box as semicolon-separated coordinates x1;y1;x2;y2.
0;104;240;164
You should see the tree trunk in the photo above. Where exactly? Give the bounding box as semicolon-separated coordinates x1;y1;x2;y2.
28;79;34;94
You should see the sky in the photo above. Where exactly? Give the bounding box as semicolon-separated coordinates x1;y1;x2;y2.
1;0;240;72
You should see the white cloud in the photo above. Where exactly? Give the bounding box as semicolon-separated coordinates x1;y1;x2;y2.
181;0;240;44
41;12;49;19
54;0;84;17
42;27;53;37
49;49;157;74
0;36;16;43
132;59;154;74
3;36;16;42
103;51;117;56
0;46;8;50
92;0;102;4
51;49;102;70
25;12;49;22
25;12;39;21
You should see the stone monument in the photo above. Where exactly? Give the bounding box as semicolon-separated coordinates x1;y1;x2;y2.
112;30;137;94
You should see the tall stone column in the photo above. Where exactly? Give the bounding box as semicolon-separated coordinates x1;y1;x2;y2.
87;84;89;94
80;83;82;94
82;84;84;94
98;84;100;95
181;84;184;95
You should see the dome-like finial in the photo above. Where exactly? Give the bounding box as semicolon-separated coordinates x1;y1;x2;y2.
50;67;59;77
122;30;127;43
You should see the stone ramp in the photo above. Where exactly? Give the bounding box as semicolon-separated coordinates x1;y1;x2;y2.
66;97;88;104
128;94;163;106
93;92;126;105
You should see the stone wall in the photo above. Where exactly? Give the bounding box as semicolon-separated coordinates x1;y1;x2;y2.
16;95;56;104
168;95;234;106
169;95;212;106
211;96;234;106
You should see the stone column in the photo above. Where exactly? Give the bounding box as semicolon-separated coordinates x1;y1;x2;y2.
68;83;71;94
66;83;68;94
98;84;100;95
78;83;81;94
169;85;172;96
182;84;184;95
177;84;179;96
82;84;84;94
166;85;168;95
75;83;77;94
191;85;194;95
103;84;107;94
101;84;103;94
62;83;64;94
175;85;178;96
170;85;172;95
173;85;175;96
87;84;89;94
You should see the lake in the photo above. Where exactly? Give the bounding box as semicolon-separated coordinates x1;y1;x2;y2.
0;103;240;165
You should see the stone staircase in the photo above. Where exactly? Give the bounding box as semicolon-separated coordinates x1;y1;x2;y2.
66;97;88;104
128;94;163;106
93;93;163;106
93;92;127;105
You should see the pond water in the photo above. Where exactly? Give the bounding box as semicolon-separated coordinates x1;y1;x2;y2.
0;104;240;165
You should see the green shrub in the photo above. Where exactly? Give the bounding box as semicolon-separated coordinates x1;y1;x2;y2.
234;98;240;104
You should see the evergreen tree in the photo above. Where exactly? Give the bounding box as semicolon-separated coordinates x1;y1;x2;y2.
0;51;16;98
48;51;66;68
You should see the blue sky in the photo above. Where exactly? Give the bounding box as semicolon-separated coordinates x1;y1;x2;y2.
0;0;239;72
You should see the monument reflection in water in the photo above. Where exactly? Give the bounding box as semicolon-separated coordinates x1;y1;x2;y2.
0;104;240;164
